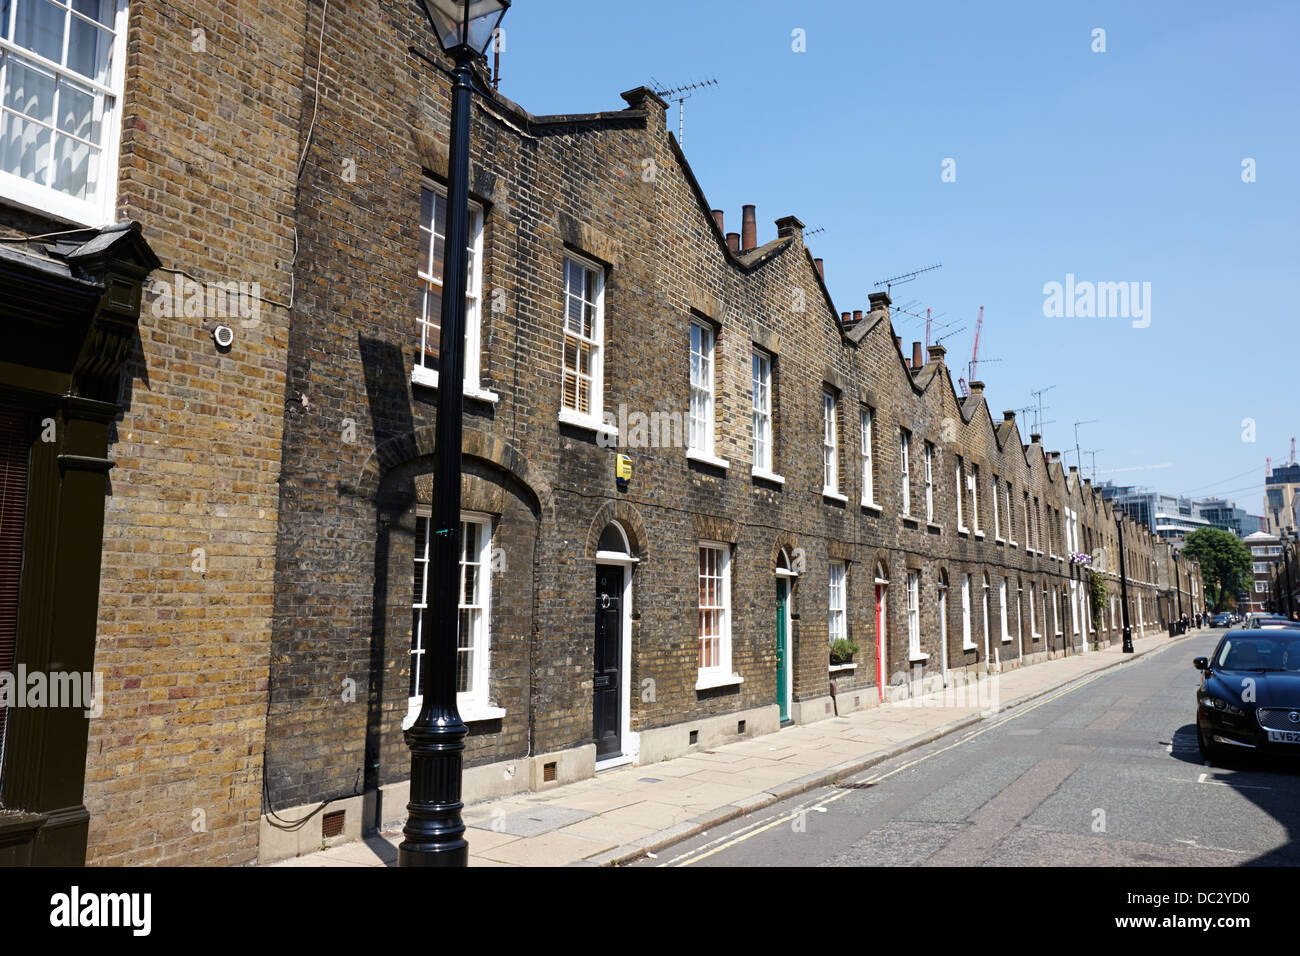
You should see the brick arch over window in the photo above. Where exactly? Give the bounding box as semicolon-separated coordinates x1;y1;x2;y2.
584;500;648;561
349;425;550;511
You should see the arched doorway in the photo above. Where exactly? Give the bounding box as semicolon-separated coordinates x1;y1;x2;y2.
937;569;949;686
775;548;798;724
595;522;637;767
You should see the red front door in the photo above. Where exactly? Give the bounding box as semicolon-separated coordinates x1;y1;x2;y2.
875;584;887;701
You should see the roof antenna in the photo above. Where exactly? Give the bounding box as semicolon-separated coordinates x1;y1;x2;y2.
874;263;942;298
649;77;718;149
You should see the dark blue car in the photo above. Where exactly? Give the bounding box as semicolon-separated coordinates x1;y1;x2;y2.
1195;628;1300;761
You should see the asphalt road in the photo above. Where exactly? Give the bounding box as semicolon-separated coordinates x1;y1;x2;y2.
637;631;1300;867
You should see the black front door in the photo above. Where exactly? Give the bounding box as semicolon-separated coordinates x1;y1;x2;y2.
594;565;623;759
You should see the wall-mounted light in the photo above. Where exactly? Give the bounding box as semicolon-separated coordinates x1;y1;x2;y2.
213;325;234;349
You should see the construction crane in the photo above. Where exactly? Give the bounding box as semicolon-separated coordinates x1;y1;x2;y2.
1073;419;1099;473
1292;437;1296;465
969;306;985;382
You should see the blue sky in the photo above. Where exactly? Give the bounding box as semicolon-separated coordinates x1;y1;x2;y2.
498;0;1298;513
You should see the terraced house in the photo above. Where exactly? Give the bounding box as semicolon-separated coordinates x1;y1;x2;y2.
0;1;1200;867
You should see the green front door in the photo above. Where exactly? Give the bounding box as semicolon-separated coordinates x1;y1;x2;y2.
777;579;790;723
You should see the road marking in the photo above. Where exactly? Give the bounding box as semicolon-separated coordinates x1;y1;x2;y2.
1196;772;1271;790
665;661;1151;867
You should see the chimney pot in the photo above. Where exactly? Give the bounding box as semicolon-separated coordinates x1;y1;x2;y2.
895;336;902;353
726;232;740;253
927;344;946;362
1031;433;1042;443
841;311;851;326
712;209;725;234
852;310;863;325
968;380;985;394
741;204;757;251
912;342;923;369
814;258;824;279
1003;410;1016;421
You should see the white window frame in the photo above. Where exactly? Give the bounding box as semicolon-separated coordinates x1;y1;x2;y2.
822;390;839;496
860;406;875;506
1000;578;1011;643
992;475;1001;539
1054;588;1063;636
961;574;975;649
558;252;608;433
1030;585;1040;639
971;464;982;534
981;573;990;655
900;428;911;515
697;542;738;688
955;456;966;530
829;560;847;646
414;179;493;399
1024;492;1032;552
690;321;716;455
924;442;935;522
751;349;774;475
0;0;129;226
1006;481;1017;546
907;570;923;661
406;511;501;728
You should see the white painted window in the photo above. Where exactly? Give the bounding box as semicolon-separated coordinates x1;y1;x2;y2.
823;390;838;494
962;573;974;649
907;571;920;659
971;464;981;532
981;573;990;651
412;513;493;715
560;254;605;424
1017;579;1024;644
1054;588;1063;635
829;560;847;645
1000;578;1010;642
939;572;949;657
418;183;486;393
924;442;935;521
900;428;911;515
992;476;1001;538
1024;492;1032;550
752;350;772;472
698;543;731;677
1006;481;1016;544
860;407;874;505
0;0;127;225
689;321;715;454
955;456;965;529
1030;585;1039;638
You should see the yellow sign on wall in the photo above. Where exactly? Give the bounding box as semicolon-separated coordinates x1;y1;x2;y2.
616;454;632;482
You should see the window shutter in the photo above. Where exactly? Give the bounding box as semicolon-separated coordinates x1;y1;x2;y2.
0;406;30;767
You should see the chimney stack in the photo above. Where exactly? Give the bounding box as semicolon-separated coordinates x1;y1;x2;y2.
726;232;740;253
852;309;863;326
712;209;725;234
814;258;824;280
841;311;851;327
1003;410;1016;422
927;343;946;363
1031;433;1042;444
968;380;985;396
895;336;902;353
741;204;757;251
912;342;923;369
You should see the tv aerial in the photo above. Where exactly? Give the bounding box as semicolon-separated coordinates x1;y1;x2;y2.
649;76;718;149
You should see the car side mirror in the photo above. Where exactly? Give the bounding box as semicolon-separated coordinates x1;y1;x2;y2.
1193;657;1208;670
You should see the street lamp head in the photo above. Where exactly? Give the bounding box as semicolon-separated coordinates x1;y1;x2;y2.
417;0;510;58
1112;505;1125;523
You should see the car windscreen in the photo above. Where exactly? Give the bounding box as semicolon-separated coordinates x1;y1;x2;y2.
1216;634;1300;671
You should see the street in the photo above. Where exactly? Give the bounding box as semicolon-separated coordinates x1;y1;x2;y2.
641;631;1300;866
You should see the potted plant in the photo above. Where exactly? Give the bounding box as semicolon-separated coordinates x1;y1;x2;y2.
830;637;860;665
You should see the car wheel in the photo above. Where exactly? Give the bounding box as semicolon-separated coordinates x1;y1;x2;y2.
1198;725;1220;763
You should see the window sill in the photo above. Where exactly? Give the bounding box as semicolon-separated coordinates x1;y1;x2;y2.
410;365;500;404
1009;540;1018;548
752;467;786;486
908;652;930;663
695;671;744;691
558;407;618;441
926;522;943;533
861;501;883;514
961;642;978;652
828;662;858;674
688;449;730;470
957;527;969;538
823;489;848;504
1001;636;1013;644
974;530;986;539
402;701;505;730
901;515;919;527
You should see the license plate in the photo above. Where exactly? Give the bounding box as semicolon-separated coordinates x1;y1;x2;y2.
1267;730;1300;743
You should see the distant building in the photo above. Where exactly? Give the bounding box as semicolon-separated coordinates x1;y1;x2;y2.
1243;530;1284;613
1267;463;1300;536
1198;497;1263;538
1097;484;1210;540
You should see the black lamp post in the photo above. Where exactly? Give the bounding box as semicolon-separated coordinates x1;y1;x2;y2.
1283;542;1296;618
400;0;510;869
1113;507;1134;653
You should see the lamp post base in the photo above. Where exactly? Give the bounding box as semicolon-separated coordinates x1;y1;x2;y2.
1121;626;1134;653
398;718;469;867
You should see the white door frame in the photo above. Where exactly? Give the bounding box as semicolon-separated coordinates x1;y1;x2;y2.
596;549;638;767
776;566;797;721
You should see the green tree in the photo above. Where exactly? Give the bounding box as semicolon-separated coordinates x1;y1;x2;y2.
1182;528;1251;611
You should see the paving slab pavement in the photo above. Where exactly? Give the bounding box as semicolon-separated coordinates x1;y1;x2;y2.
268;627;1208;868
